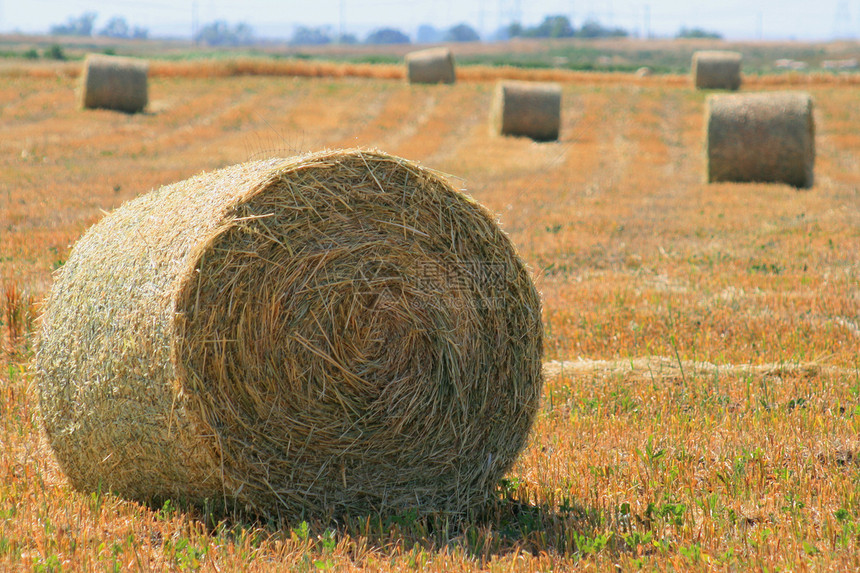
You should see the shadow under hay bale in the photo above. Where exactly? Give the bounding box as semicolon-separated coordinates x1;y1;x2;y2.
79;53;148;113
706;91;815;188
405;47;456;84
692;50;742;91
490;80;562;142
35;148;544;521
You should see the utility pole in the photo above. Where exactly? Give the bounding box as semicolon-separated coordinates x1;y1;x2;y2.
192;0;199;44
644;4;650;39
338;0;344;43
498;0;520;31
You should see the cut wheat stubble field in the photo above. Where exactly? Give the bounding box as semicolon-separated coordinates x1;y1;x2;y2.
1;59;859;570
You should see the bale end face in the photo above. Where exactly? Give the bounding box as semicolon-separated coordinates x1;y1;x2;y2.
79;53;149;114
706;91;815;188
490;81;562;142
35;148;544;520
692;51;742;91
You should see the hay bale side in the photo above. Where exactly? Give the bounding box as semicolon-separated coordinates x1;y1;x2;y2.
79;53;148;113
490;81;562;142
692;50;742;90
405;47;456;84
706;91;815;188
35;148;544;520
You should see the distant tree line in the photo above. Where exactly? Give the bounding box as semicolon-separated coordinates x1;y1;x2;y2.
290;22;482;46
50;12;149;39
288;16;629;46
675;26;723;39
49;11;644;46
194;21;255;46
506;15;628;39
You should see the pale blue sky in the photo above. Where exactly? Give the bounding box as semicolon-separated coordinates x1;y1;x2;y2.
0;0;853;41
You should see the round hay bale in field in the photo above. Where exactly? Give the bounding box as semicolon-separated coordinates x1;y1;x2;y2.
79;53;148;113
635;66;652;78
405;47;456;84
35;148;543;520
490;80;562;142
706;91;815;188
692;50;742;90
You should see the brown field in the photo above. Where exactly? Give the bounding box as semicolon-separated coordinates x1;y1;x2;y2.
1;55;859;570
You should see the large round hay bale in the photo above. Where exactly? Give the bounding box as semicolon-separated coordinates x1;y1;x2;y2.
692;50;742;90
405;47;456;84
706;91;815;188
490;81;562;142
79;53;148;113
35;149;543;519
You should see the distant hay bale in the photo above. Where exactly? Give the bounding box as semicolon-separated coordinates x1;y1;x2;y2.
35;148;543;520
79;53;148;113
635;66;652;78
706;91;815;188
405;47;456;84
490;80;562;142
692;50;742;90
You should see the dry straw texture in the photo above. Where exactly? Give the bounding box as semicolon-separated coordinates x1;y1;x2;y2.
706;91;815;188
79;53;148;113
490;80;562;142
405;47;456;84
35;148;543;521
692;50;742;90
